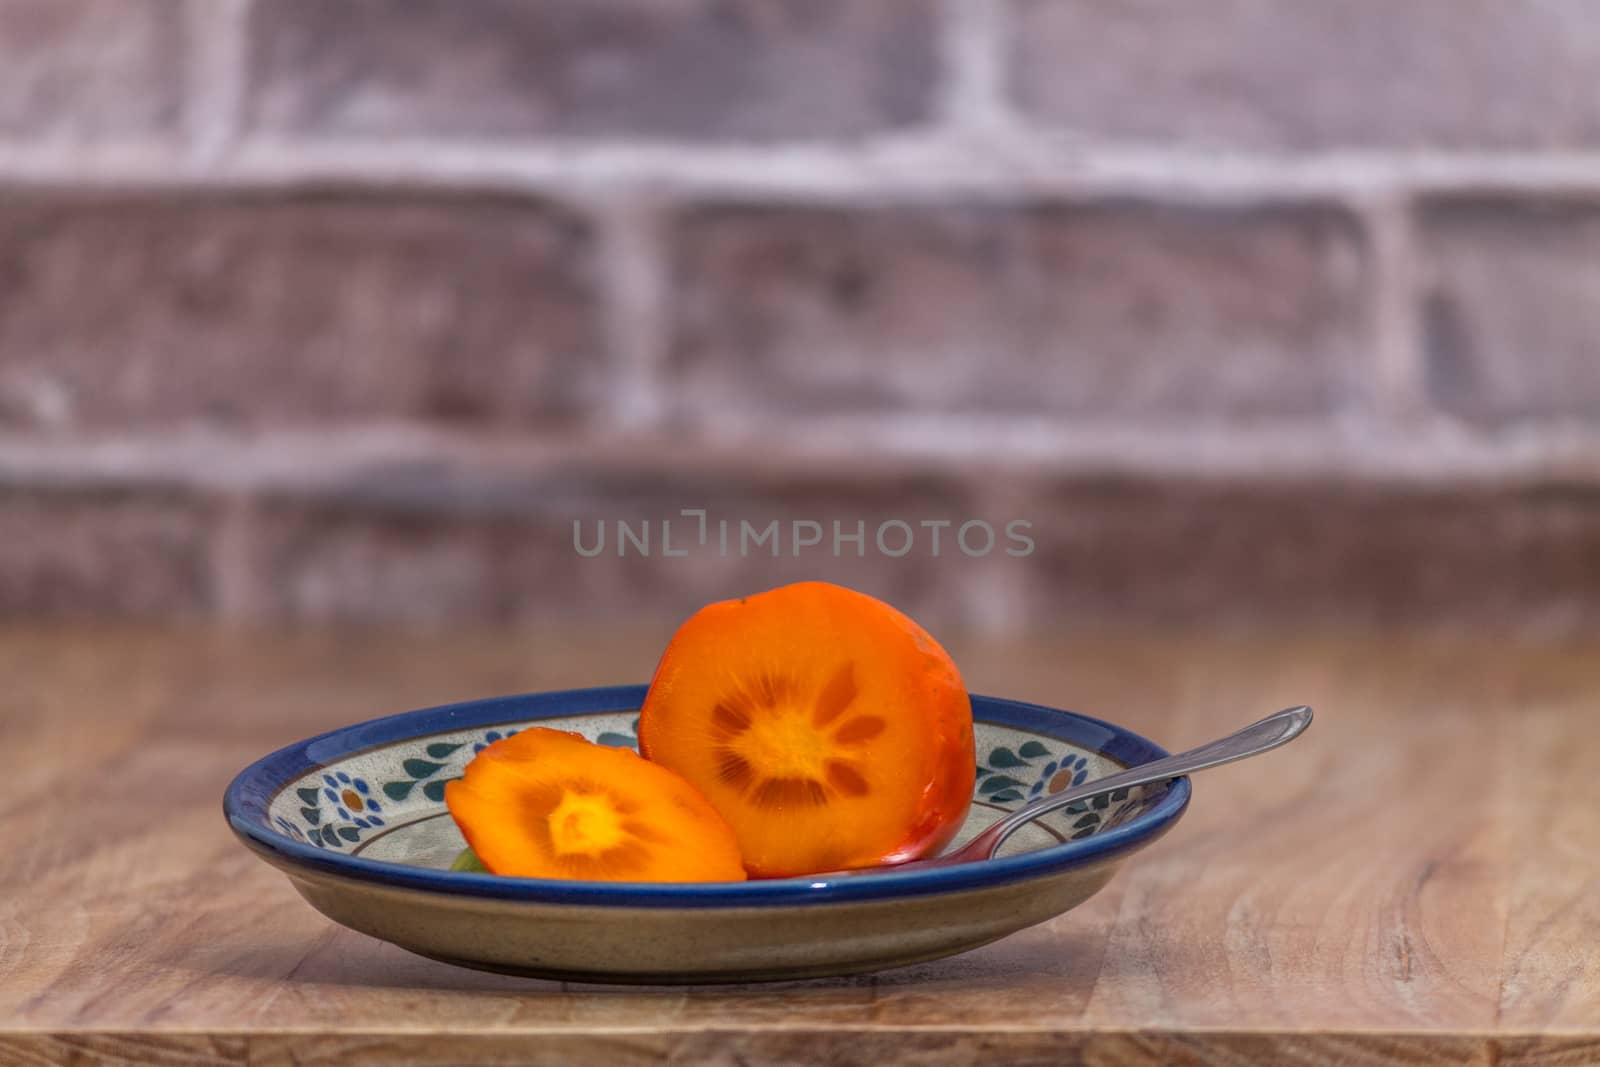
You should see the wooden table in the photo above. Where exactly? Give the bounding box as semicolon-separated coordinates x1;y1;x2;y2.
2;627;1595;1065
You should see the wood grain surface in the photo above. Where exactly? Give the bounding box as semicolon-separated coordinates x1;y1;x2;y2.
0;627;1595;1065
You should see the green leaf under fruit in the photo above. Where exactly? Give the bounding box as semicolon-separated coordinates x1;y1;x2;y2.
450;848;489;873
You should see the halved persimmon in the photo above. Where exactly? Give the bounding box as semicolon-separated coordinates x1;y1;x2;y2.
638;581;974;878
444;727;746;882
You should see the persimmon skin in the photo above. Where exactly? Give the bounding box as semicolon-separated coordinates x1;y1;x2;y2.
639;581;974;878
445;727;746;883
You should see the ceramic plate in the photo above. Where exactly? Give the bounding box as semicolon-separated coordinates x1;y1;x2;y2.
225;686;1190;983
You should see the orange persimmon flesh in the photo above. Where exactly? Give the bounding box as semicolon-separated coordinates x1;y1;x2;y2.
445;727;746;882
639;581;974;878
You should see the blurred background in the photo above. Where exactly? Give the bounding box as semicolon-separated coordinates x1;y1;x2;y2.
3;0;1600;637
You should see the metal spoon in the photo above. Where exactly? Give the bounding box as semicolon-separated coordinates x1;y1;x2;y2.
827;705;1313;877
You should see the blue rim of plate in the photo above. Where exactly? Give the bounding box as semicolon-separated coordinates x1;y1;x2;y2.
225;685;1190;908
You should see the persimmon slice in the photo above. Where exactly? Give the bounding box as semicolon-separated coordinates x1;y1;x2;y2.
639;581;974;878
444;727;746;882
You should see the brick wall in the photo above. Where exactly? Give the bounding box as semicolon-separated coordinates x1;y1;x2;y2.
3;0;1600;633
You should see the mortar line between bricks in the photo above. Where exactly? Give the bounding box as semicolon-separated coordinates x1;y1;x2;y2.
213;492;263;625
936;0;1017;133
1359;191;1429;426
182;0;251;165
592;196;672;431
12;139;1600;200
2;422;1600;495
964;478;1034;636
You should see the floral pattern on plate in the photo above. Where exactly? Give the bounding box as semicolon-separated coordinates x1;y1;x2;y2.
271;712;1150;855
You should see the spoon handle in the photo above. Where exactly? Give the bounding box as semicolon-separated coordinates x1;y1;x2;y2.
973;705;1314;858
